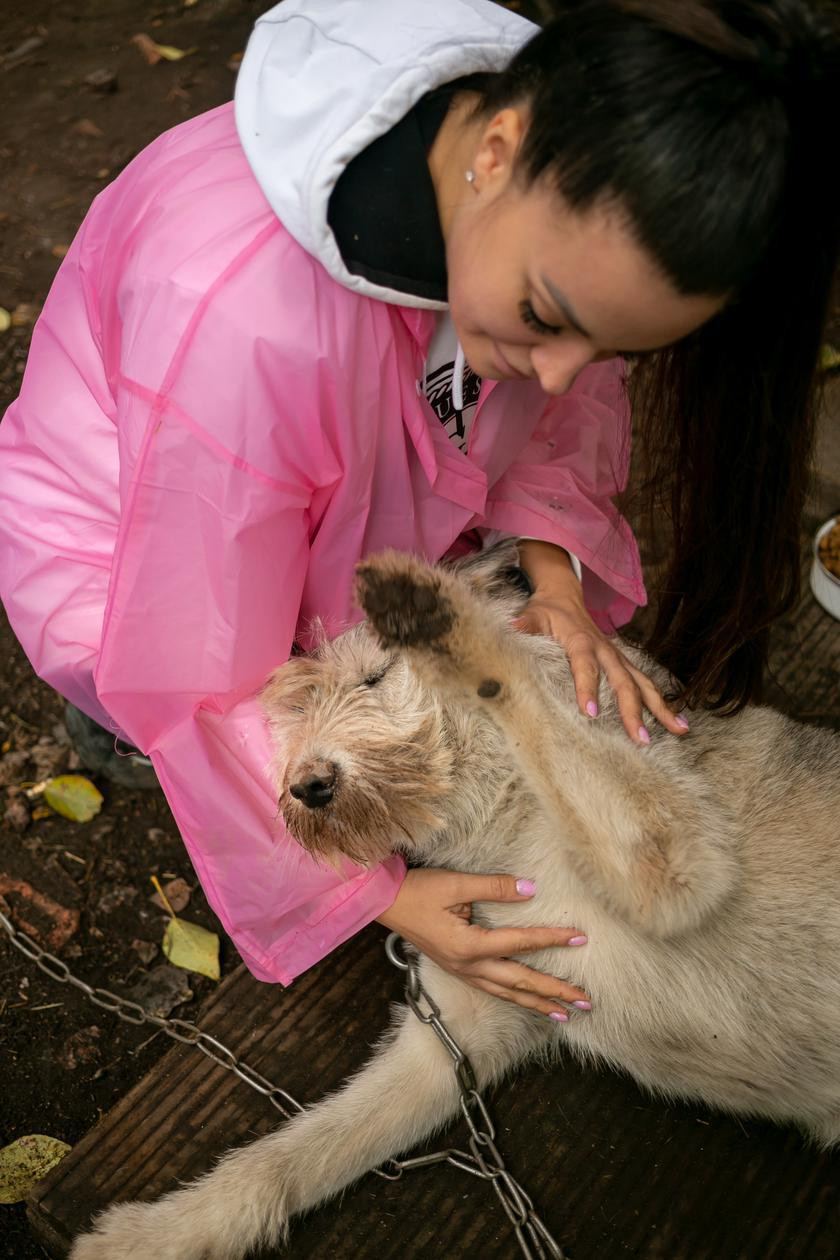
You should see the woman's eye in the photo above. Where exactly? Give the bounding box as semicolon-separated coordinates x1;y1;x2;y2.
519;300;564;337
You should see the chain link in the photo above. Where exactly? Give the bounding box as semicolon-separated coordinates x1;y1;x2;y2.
0;908;565;1259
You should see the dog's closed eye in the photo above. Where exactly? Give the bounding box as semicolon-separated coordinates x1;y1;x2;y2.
361;659;394;688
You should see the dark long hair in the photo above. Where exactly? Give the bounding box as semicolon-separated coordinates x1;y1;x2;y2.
478;0;840;710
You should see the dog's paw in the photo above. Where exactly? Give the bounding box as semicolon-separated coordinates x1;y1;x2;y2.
356;552;456;650
356;551;512;703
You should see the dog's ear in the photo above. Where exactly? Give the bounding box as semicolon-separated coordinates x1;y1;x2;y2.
261;656;323;715
450;539;533;605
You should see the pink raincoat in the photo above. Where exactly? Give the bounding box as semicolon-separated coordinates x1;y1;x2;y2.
0;0;645;984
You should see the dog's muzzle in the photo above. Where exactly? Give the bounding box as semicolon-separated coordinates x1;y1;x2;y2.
288;760;338;810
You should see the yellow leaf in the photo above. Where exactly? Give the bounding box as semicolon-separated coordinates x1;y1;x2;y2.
820;343;840;372
0;1134;71;1203
132;33;197;63
156;42;197;60
43;775;103;823
0;308;10;333
162;915;220;980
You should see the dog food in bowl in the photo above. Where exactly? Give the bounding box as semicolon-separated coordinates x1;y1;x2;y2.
818;520;840;577
811;516;840;619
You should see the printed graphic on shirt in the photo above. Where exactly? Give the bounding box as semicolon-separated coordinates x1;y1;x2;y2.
423;360;481;452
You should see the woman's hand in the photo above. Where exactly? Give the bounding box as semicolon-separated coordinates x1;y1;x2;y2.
375;867;591;1020
516;539;690;746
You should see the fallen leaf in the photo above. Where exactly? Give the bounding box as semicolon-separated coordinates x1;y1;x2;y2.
0;308;10;333
0;1134;71;1203
150;876;191;914
3;796;29;831
55;1026;102;1071
43;775;103;822
10;302;40;327
0;36;45;71
83;68;118;93
131;33;197;64
156;42;197;61
131;938;158;964
73;117;104;138
162;915;220;979
50;244;69;259
151;874;219;980
96;884;138;914
127;963;193;1016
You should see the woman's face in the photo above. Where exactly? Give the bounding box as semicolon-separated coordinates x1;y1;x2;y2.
440;108;726;394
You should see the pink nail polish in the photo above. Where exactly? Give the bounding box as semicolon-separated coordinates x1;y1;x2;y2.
568;935;588;946
572;1000;592;1010
516;878;536;896
586;700;599;718
675;714;690;731
638;725;651;744
549;1011;569;1022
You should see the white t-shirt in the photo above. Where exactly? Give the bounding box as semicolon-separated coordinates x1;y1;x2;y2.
421;312;481;453
421;313;582;580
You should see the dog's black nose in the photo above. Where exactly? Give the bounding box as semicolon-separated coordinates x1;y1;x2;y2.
289;763;337;809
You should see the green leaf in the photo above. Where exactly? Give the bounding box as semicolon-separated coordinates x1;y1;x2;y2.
162;916;220;980
0;1134;71;1203
43;775;103;823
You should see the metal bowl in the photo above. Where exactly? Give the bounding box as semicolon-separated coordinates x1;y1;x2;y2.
810;515;840;620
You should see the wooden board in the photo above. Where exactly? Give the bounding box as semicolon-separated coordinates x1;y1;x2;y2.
27;575;840;1260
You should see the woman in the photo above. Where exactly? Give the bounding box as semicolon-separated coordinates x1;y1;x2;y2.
0;0;836;1017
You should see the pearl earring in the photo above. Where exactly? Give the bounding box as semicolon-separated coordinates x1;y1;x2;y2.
465;169;476;184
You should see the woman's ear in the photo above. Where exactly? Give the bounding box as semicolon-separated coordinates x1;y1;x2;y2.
471;105;528;196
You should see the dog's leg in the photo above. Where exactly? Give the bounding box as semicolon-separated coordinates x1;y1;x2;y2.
358;551;737;938
70;967;537;1260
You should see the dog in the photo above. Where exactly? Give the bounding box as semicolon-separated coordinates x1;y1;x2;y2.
70;542;840;1260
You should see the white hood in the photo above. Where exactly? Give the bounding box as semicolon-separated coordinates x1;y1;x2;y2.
234;0;535;308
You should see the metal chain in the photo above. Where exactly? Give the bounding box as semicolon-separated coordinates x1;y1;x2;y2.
384;933;566;1260
0;909;565;1259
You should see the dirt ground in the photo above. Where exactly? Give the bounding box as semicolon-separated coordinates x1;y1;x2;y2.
0;4;260;1256
0;3;838;1259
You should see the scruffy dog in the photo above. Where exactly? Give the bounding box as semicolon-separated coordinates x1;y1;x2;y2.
71;544;840;1260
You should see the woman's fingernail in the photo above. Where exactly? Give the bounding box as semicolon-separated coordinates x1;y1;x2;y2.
568;935;588;946
638;725;651;744
516;878;536;896
572;1000;593;1010
586;700;599;718
549;1011;569;1022
675;714;690;731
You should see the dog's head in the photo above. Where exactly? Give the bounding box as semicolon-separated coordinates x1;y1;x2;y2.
261;544;530;867
262;623;456;867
